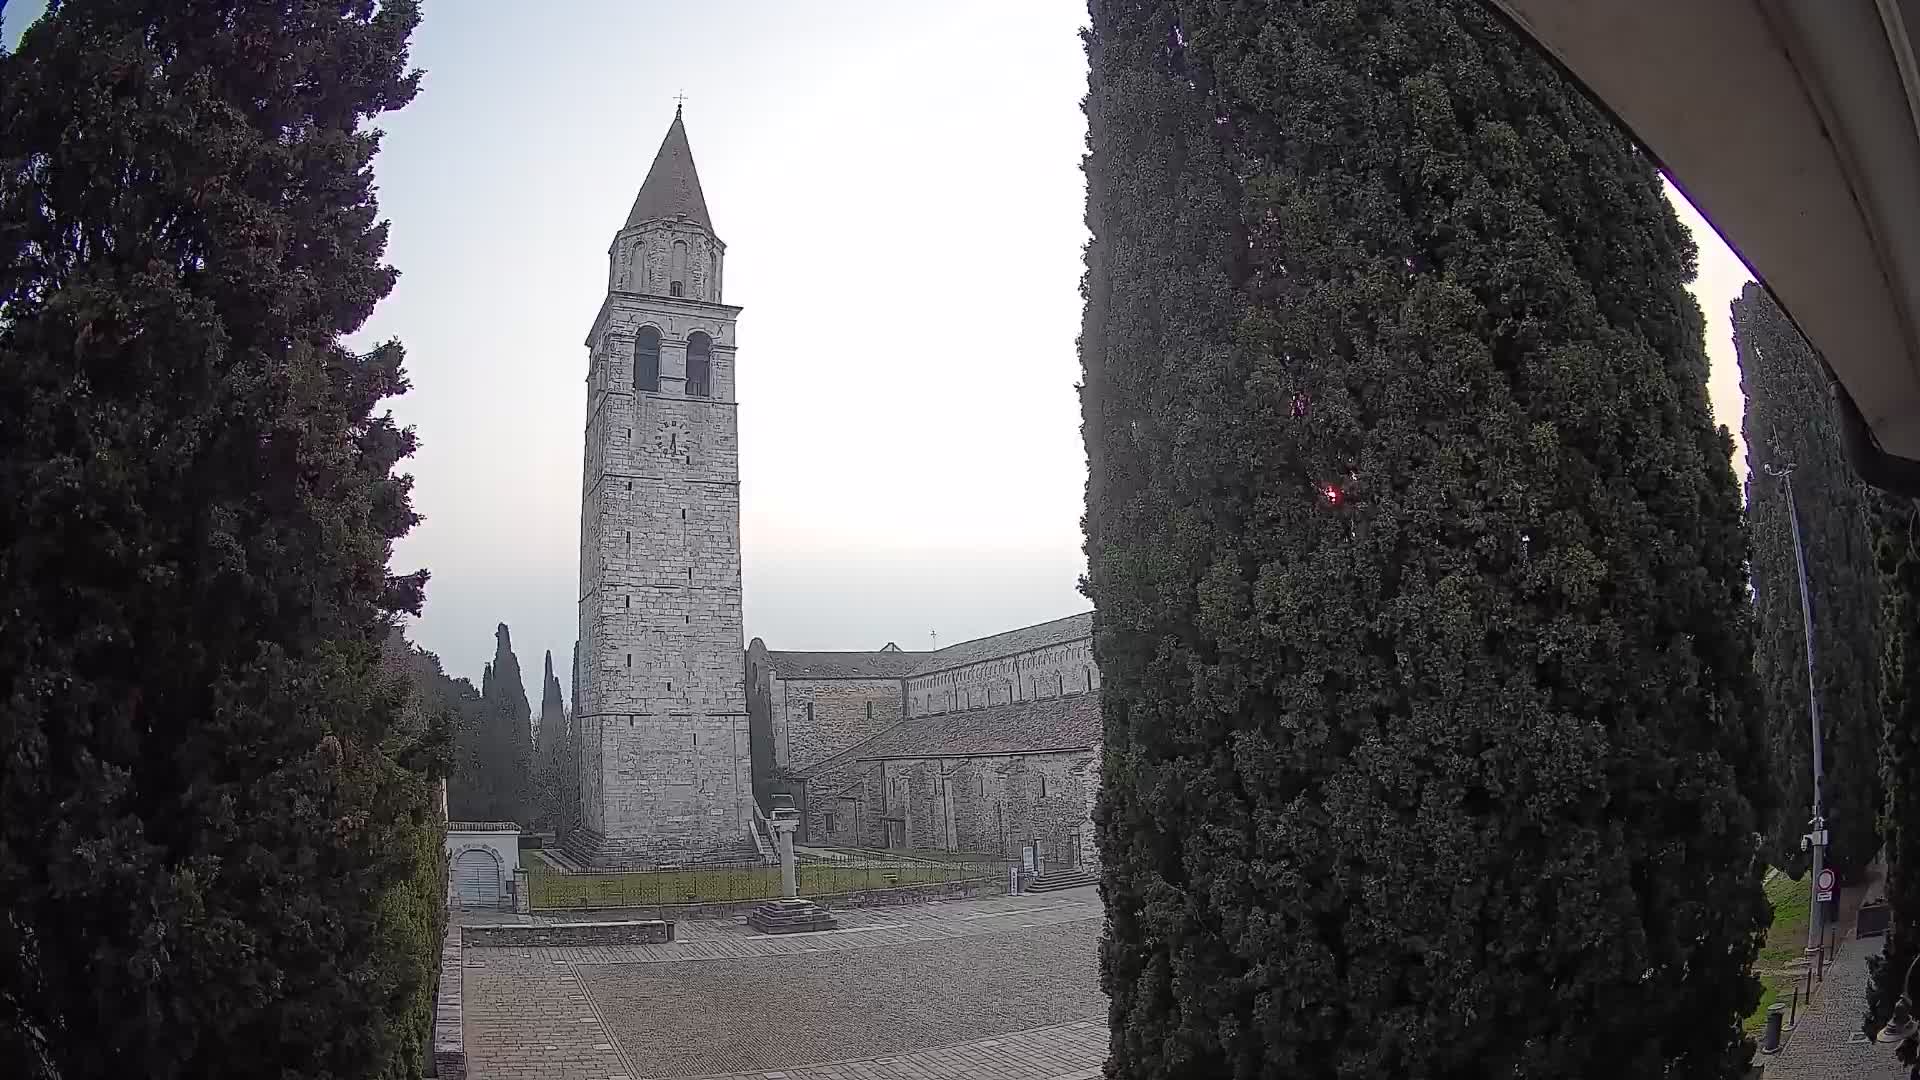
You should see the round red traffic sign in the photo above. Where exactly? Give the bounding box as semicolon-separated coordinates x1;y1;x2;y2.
1817;868;1837;892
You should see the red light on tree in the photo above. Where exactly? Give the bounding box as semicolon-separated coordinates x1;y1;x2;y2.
1320;483;1342;505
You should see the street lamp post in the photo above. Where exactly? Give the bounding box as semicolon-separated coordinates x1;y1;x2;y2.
1764;461;1831;955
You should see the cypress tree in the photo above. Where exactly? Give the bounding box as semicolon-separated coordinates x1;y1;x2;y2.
532;649;567;830
1869;493;1920;1034
480;623;532;823
0;1;432;1076
1081;2;1769;1076
445;662;488;821
565;640;583;835
1735;282;1883;879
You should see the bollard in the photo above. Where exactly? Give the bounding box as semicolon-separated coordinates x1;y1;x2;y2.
1761;1002;1788;1054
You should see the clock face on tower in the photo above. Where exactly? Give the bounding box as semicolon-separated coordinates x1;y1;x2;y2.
653;417;692;461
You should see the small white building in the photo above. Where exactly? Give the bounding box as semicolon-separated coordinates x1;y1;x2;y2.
446;822;520;910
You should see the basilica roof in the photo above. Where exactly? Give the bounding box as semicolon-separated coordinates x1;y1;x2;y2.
909;611;1093;677
763;650;929;680
852;692;1100;760
625;107;713;232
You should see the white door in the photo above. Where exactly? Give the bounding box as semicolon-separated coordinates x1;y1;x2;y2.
453;849;501;909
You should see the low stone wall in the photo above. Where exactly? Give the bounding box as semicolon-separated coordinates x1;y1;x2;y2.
461;919;676;948
538;874;992;920
432;925;464;1080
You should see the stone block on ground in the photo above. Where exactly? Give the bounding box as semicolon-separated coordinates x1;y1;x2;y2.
746;897;838;934
432;924;465;1080
461;918;676;947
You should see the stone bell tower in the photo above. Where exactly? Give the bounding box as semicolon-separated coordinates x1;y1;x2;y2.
571;107;752;867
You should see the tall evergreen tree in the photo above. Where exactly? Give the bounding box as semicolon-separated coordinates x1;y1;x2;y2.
531;649;567;830
1735;282;1883;879
0;2;433;1077
477;622;531;823
372;629;453;1078
396;634;485;822
444;665;486;820
1869;493;1920;1034
1081;2;1769;1077
565;639;583;835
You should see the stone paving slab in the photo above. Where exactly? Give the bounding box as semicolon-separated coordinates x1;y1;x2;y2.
463;968;629;1080
581;921;1103;1078
462;890;1108;1080
463;891;1101;973
685;1018;1109;1080
586;886;1097;938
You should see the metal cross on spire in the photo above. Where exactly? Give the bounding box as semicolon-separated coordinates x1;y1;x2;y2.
673;90;688;117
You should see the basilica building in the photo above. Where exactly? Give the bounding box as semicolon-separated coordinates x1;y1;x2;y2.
571;112;1098;871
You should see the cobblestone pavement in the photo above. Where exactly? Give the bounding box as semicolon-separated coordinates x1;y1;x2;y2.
1761;928;1906;1079
463;889;1108;1080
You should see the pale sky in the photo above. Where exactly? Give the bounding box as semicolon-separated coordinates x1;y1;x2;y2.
5;2;1755;704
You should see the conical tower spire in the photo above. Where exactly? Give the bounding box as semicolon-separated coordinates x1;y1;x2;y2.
625;111;712;232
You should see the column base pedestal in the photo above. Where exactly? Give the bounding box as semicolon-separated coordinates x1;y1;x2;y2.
746;897;838;934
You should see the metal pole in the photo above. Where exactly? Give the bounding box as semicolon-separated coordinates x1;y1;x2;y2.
1767;463;1829;952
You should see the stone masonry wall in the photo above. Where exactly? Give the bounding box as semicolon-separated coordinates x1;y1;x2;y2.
867;751;1098;867
461;919;675;948
770;676;906;773
433;925;464;1080
804;756;883;847
906;638;1099;718
575;237;751;865
611;218;724;304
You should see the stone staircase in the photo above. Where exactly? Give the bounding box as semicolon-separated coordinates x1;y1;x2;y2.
1025;867;1099;893
748;804;777;864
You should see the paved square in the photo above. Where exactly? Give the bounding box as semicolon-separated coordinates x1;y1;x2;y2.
583;921;1100;1077
462;889;1109;1080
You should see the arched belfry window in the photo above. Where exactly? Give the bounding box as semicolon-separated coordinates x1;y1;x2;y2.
670;240;688;297
635;326;661;393
686;331;712;398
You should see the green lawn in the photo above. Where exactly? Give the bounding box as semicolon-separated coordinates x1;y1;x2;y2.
527;859;999;909
1745;971;1793;1034
1745;870;1815;1032
1759;870;1814;966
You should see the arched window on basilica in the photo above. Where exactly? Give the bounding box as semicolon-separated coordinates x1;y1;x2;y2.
686;331;712;398
635;326;661;392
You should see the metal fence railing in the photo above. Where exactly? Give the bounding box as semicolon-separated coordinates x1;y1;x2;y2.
526;846;1011;913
